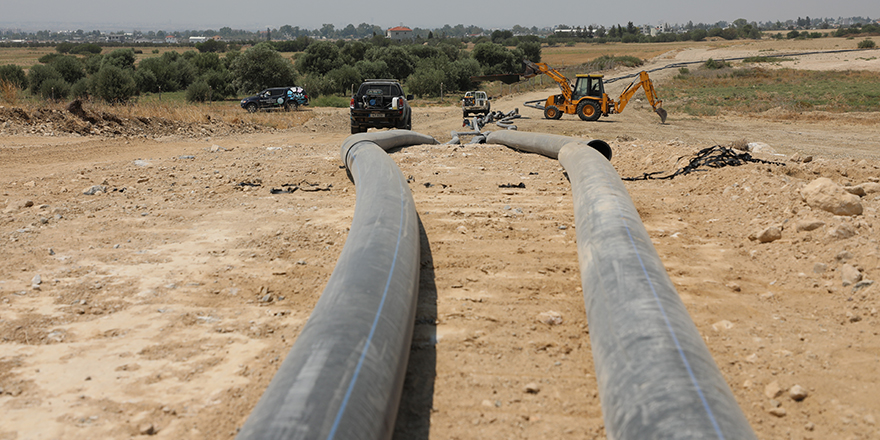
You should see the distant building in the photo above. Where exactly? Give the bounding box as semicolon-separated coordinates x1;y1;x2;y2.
642;25;664;37
189;36;208;43
106;34;125;43
386;26;413;41
165;35;178;44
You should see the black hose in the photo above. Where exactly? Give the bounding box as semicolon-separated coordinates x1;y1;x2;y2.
237;130;436;440
487;130;757;440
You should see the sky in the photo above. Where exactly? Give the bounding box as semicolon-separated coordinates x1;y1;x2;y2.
1;0;877;32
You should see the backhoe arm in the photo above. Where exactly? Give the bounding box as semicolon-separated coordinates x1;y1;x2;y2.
614;71;667;122
523;60;573;102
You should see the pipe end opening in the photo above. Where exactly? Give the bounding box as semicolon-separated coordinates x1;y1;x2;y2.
587;140;612;161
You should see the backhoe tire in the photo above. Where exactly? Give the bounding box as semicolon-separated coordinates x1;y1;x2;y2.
576;100;601;121
544;105;562;120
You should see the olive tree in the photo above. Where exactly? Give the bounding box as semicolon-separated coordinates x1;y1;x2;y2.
471;42;522;75
296;41;342;75
27;64;63;95
0;64;28;89
92;65;137;103
231;43;297;95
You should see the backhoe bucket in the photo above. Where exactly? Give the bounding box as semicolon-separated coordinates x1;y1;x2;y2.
655;107;668;123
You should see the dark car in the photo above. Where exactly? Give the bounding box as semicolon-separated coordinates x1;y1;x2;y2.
349;79;412;134
240;87;309;112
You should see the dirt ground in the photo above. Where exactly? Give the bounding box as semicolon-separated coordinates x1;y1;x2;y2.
2;37;880;440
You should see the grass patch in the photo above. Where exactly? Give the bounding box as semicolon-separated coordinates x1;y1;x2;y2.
585;55;644;71
0;79;19;104
663;67;880;115
742;56;795;63
310;94;349;108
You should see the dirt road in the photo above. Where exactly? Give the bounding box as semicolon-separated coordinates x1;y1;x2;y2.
2;38;880;439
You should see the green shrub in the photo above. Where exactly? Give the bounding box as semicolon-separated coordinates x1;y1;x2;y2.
134;68;158;94
38;78;71;101
365;45;416;80
406;68;445;97
674;67;690;80
326;65;361;95
703;58;731;69
298;73;336;97
50;55;86;84
0;64;28;89
586;55;643;71
858;39;876;49
446;58;481;91
231;42;297;95
70;77;91;99
56;42;76;54
201;70;235;99
69;43;102;55
103;49;136;70
38;53;63;64
27;64;63;95
354;59;390;81
471;42;520;75
517;41;541;63
83;54;104;75
92;65;137;103
196;39;227;53
185;80;212;102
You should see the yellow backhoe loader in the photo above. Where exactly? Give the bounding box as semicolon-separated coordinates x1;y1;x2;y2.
522;60;667;123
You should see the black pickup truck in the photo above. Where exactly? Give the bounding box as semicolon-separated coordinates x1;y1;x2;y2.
349;80;412;134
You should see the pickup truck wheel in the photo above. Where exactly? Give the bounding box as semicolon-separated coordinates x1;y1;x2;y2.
462;111;469;119
404;114;412;130
246;103;257;113
283;102;291;112
544;105;562;120
351;125;365;134
576;100;601;121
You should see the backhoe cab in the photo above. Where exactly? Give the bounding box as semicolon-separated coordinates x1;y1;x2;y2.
522;60;667;123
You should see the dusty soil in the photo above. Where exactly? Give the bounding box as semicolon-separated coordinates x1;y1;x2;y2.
2;38;880;440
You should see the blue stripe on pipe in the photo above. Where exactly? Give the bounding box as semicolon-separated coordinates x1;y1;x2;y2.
607;184;725;440
327;158;408;440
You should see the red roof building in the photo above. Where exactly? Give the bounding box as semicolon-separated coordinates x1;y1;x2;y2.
386;26;413;41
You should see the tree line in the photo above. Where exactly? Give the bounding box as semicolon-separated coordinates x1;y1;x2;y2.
0;34;542;104
0;23;541;43
1;18;875;105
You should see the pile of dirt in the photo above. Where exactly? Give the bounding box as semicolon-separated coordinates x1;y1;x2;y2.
0;102;272;139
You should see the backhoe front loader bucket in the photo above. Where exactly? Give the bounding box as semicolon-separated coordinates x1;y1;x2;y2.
655;107;668;123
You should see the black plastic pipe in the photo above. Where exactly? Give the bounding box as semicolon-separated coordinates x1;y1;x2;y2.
486;130;612;161
236;130;437;440
487;130;756;440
